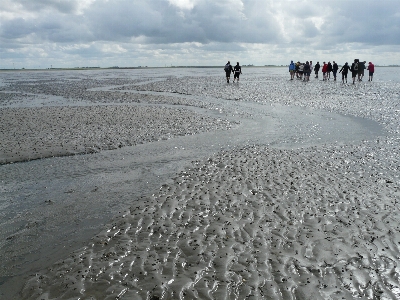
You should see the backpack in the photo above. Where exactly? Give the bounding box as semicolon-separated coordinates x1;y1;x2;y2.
354;63;358;71
224;64;230;72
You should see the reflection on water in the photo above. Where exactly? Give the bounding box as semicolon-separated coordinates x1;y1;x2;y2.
0;67;395;299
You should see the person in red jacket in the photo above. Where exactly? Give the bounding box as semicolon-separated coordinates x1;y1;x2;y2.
367;62;375;81
321;62;328;81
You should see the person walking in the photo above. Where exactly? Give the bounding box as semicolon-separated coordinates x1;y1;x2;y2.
298;63;304;80
295;61;300;78
327;62;333;80
351;59;359;84
224;61;234;83
233;62;242;83
339;62;350;83
322;62;328;81
289;60;295;80
357;60;365;81
367;62;375;81
314;62;320;78
332;61;339;81
303;61;311;81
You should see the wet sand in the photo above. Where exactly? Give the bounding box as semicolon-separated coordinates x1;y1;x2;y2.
22;144;400;299
1;68;400;299
0;105;234;164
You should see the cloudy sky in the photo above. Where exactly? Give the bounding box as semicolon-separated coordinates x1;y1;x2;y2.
0;0;399;69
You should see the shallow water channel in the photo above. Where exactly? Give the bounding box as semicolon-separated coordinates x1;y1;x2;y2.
0;68;386;298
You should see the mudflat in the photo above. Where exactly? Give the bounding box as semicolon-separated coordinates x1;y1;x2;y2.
1;68;399;299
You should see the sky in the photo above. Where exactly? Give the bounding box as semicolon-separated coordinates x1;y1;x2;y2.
0;0;399;69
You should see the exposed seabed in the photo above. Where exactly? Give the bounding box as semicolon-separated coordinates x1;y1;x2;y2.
1;68;399;299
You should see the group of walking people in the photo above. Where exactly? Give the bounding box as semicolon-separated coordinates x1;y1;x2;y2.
224;61;242;83
223;60;375;85
289;60;375;84
289;61;314;81
338;60;375;84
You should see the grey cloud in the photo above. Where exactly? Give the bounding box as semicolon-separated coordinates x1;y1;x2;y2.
86;0;167;41
1;0;399;68
0;18;35;39
0;1;338;46
289;20;319;42
318;1;400;45
280;0;400;46
2;0;399;46
64;44;102;57
84;0;282;44
12;0;79;14
40;16;93;43
0;13;93;43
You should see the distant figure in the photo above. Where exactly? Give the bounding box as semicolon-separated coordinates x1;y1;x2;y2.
351;59;359;84
298;63;304;80
367;62;375;81
289;60;295;80
303;61;311;81
309;61;313;76
327;62;332;80
332;61;339;81
295;61;300;78
314;62;320;78
224;61;234;83
357;60;365;81
233;62;242;83
322;62;328;81
339;62;350;83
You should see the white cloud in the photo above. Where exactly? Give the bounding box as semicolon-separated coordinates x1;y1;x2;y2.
309;17;324;31
101;44;128;54
168;0;198;10
0;0;399;68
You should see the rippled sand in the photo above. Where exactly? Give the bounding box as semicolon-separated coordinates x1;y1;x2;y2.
21;143;400;299
1;68;400;299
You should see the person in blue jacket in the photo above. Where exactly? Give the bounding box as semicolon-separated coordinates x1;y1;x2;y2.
289;60;295;80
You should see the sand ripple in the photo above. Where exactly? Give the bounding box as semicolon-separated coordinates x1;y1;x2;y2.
2;69;400;299
22;145;400;299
